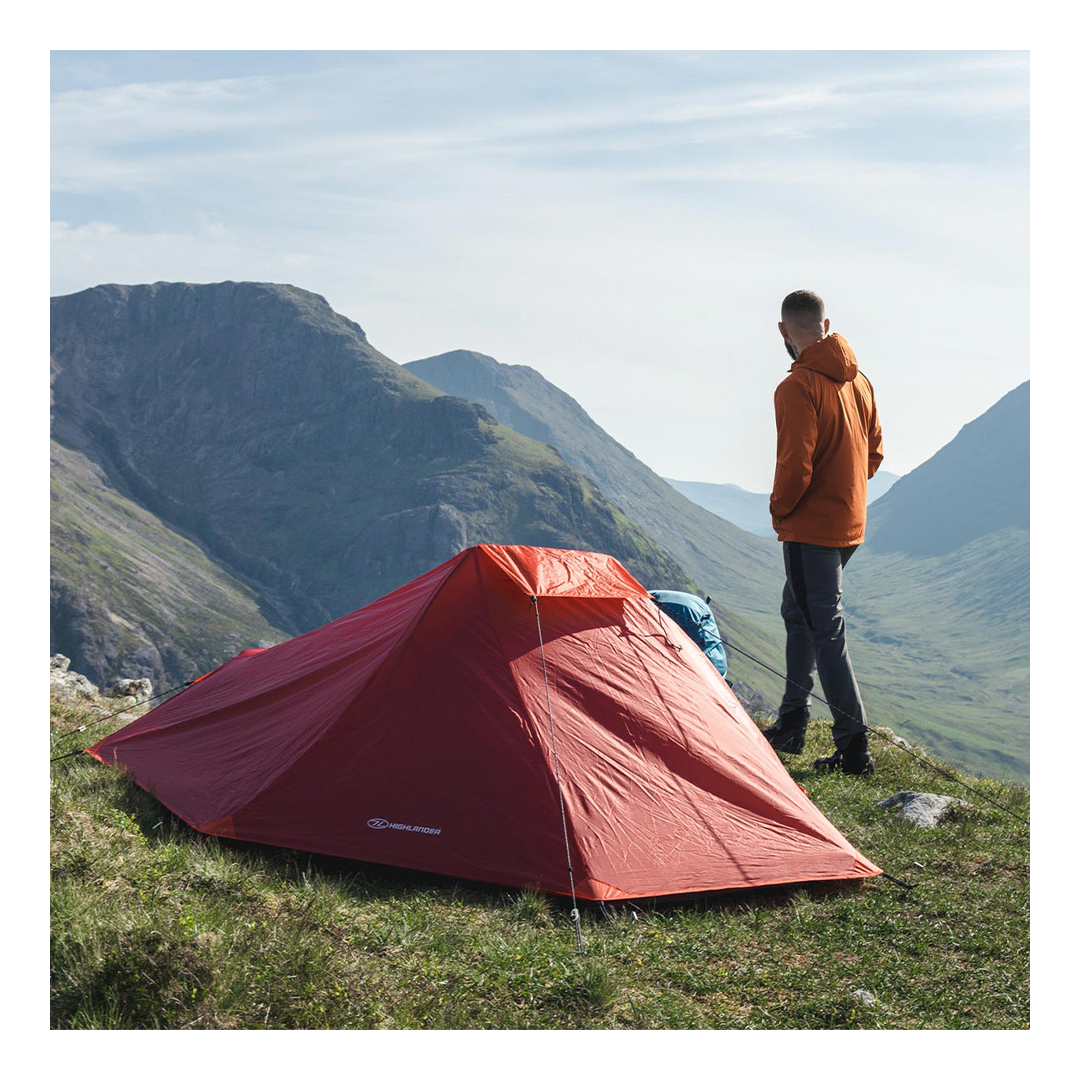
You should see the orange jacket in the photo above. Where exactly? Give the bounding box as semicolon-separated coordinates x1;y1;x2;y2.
769;334;884;547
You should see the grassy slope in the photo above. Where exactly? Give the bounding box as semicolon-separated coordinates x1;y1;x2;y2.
51;693;1028;1030
842;528;1029;782
401;353;1028;781
51;440;290;685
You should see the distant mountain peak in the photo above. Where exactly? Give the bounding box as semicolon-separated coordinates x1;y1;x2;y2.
864;381;1029;557
53;280;369;343
424;348;500;365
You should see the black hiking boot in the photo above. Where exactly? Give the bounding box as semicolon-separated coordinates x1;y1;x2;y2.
761;707;809;755
814;732;875;775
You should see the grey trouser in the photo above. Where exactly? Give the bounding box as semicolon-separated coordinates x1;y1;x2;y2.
779;541;867;750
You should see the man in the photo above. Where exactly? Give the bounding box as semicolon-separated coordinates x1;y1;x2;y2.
761;290;884;775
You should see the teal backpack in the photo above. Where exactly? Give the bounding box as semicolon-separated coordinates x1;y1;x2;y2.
648;590;728;679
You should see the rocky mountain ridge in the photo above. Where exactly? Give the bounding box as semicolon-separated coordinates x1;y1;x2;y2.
405;349;788;654
51;282;692;686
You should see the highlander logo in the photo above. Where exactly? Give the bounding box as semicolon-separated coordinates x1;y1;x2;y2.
367;817;441;836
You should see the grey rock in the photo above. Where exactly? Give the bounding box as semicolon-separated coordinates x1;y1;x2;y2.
50;654;99;701
874;726;910;748
877;791;971;828
106;678;154;704
345;503;469;583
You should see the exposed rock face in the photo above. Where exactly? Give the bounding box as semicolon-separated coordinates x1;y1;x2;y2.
405;349;784;624
51;282;692;683
51;438;289;688
50;654;99;701
345;504;469;580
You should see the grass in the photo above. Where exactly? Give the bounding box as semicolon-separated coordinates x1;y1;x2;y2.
50;693;1029;1030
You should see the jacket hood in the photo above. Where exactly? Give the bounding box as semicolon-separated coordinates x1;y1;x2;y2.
792;334;858;383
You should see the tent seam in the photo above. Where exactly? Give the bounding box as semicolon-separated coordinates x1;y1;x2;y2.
474;554;588;880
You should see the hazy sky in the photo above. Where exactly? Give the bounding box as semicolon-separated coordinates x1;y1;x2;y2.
50;49;1029;491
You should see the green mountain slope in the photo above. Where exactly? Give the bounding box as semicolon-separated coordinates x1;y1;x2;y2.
850;381;1030;778
666;470;902;537
843;528;1029;780
405;349;1029;780
404;350;788;692
51;282;693;685
866;382;1029;557
51;440;290;687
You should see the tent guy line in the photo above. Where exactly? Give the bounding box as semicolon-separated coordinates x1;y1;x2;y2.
717;635;1029;827
50;679;197;760
531;594;586;954
50;590;1028;828
82;545;882;901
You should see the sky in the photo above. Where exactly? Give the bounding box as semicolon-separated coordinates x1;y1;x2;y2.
49;48;1029;492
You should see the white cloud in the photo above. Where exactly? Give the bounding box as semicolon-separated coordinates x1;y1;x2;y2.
196;213;227;238
51;220;120;241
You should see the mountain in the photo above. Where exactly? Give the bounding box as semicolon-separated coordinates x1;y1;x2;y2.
666;471;902;538
840;381;1031;778
662;481;773;537
868;470;902;503
864;382;1029;557
841;526;1029;779
51;283;693;686
404;350;788;668
50;285;1029;779
51;440;289;686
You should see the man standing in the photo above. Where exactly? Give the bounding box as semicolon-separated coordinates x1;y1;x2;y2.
761;290;884;775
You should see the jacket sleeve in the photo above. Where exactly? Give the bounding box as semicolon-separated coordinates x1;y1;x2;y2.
770;378;818;526
867;389;884;479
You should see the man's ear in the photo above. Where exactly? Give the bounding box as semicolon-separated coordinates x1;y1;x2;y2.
778;321;788;339
823;317;830;334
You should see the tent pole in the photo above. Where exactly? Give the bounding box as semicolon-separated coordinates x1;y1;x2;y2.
531;596;586;955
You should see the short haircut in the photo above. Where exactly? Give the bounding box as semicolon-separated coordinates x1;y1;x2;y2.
781;290;826;329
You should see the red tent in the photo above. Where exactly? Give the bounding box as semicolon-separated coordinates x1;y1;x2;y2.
88;544;880;900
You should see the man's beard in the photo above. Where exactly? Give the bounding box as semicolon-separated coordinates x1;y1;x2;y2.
783;338;799;362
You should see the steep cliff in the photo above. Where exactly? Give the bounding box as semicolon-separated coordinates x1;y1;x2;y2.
51;282;693;683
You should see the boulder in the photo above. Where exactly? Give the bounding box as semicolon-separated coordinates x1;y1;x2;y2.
50;654;99;701
877;791;971;828
106;678;154;705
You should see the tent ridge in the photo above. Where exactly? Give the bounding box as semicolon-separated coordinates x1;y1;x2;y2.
345;549;471;705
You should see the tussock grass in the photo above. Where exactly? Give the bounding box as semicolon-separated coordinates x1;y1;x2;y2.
50;696;1029;1029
